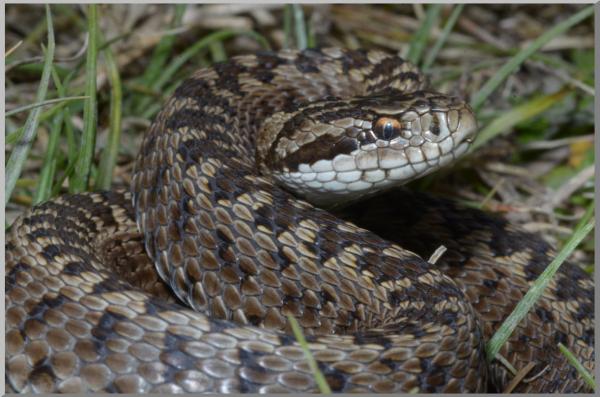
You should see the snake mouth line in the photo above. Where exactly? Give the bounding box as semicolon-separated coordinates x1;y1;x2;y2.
274;135;474;206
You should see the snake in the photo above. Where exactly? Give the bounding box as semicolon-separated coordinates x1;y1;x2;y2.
5;48;594;393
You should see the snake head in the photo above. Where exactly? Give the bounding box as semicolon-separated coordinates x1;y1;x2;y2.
261;90;477;206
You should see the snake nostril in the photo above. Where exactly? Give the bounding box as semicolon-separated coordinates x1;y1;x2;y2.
421;113;449;143
430;119;440;136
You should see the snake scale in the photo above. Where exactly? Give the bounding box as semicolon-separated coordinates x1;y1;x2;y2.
5;48;594;393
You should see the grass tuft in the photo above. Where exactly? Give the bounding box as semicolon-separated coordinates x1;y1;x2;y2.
422;4;464;72
407;4;442;66
5;4;55;205
470;87;572;152
133;5;186;115
471;5;594;110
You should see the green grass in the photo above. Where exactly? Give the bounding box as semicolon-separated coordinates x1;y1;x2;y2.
33;66;69;205
132;4;186;115
71;4;98;192
421;5;464;72
291;4;309;50
558;343;595;390
5;4;594;390
6;100;82;146
470;5;594;111
6;7;273;203
288;316;332;393
407;4;442;65
486;202;594;362
470;87;572;152
5;96;88;117
5;4;55;205
95;30;123;191
282;4;314;50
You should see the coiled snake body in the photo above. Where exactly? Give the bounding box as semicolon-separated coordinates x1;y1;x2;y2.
6;48;594;393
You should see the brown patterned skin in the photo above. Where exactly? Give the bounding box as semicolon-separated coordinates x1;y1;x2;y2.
5;48;593;393
339;189;594;392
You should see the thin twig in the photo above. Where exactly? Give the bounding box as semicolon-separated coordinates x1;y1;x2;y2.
6;33;89;73
522;135;594;150
5;40;23;57
502;362;537;393
527;60;594;96
428;245;447;264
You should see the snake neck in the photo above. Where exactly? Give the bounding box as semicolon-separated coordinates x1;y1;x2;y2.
137;49;425;170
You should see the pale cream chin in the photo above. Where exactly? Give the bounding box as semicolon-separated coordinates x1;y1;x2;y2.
273;139;472;207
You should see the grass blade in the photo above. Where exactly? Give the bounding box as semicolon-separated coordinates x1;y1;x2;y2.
5;96;88;117
209;40;227;62
422;4;464;72
6;99;84;146
133;5;186;114
141;5;186;86
407;4;442;65
71;4;98;192
470;87;571;152
33;66;67;204
5;4;55;205
283;5;293;49
558;342;595;390
5;40;23;58
471;5;593;111
486;202;595;362
287;316;331;393
95;31;123;191
292;4;308;50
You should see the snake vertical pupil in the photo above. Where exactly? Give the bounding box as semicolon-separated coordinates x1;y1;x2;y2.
374;117;401;140
383;122;394;139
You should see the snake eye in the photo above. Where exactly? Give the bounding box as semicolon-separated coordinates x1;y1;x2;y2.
374;117;402;140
